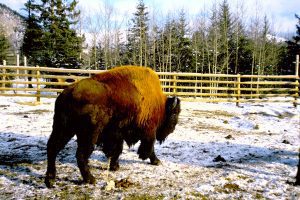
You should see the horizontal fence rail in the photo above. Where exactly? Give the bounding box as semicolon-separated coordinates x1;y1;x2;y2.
0;65;299;106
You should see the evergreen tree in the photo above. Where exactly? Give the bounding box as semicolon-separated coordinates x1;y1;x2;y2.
127;0;149;66
176;10;193;72
217;0;233;74
234;35;253;74
22;0;43;66
39;0;83;68
231;11;252;74
283;14;300;74
89;43;105;70
22;0;84;68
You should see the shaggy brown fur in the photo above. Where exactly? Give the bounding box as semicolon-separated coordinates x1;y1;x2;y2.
45;66;181;188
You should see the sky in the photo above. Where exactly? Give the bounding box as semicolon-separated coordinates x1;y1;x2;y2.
1;0;299;37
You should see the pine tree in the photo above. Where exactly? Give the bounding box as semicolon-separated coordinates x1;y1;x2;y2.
89;44;105;70
218;0;233;74
283;14;300;74
22;0;84;68
231;7;252;74
176;10;193;72
127;0;149;66
207;2;219;74
40;0;83;68
22;0;44;66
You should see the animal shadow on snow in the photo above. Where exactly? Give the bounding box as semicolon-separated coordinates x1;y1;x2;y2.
0;132;298;187
0;132;80;188
157;139;298;177
0;131;145;188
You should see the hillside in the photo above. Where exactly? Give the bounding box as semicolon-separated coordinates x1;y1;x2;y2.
0;3;25;58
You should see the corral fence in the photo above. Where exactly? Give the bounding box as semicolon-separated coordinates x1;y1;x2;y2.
0;56;299;107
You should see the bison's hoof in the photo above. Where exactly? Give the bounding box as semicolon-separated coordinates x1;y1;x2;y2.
138;152;151;160
83;175;96;185
109;163;120;171
45;172;56;188
45;177;55;188
150;159;161;166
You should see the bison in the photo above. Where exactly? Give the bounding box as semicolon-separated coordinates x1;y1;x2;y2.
45;66;181;187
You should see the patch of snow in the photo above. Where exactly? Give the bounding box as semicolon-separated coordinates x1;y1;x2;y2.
0;96;299;199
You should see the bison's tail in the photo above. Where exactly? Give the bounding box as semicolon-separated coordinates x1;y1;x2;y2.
53;91;72;135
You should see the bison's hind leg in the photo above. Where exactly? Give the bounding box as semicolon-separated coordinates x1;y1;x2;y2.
76;134;96;184
45;127;75;188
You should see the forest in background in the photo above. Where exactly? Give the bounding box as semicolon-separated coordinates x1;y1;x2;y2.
0;0;299;75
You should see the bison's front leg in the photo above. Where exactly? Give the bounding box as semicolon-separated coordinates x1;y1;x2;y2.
138;137;155;160
149;151;161;165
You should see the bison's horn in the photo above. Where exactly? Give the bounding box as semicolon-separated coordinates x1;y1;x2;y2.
172;97;178;109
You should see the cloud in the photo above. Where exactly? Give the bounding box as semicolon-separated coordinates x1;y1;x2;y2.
239;0;299;33
2;0;298;36
144;0;299;33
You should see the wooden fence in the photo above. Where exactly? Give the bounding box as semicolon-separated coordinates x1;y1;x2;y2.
0;60;299;106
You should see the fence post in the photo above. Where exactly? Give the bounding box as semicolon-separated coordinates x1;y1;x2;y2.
1;60;6;93
294;55;299;107
24;56;27;82
173;75;177;96
36;65;41;103
256;75;260;97
236;74;241;107
24;56;28;80
194;77;198;98
296;55;299;77
24;56;27;67
17;54;20;80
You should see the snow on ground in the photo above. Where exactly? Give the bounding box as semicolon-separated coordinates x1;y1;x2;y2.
0;96;299;199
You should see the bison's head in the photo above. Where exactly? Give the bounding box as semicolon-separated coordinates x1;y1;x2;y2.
156;96;181;143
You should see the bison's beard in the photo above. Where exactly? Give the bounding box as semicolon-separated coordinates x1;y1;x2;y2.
156;112;180;143
156;97;181;143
